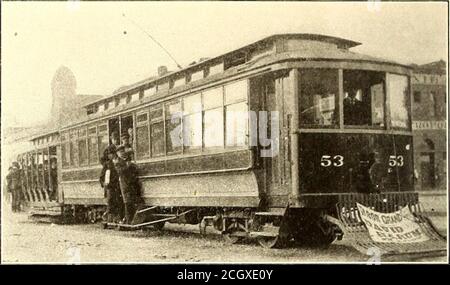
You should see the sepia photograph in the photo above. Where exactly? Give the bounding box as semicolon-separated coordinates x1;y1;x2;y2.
1;0;448;268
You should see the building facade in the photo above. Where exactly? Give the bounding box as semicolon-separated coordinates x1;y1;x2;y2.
411;60;447;191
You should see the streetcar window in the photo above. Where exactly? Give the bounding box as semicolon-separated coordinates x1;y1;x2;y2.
78;128;87;137
165;100;182;154
150;105;165;157
343;70;385;127
70;141;79;166
203;87;224;149
203;87;223;109
173;77;186;88
204;110;224;148
61;132;70;168
226;102;248;147
388;73;410;129
120;115;134;151
98;124;107;133
151;122;165;156
97;124;109;162
225;80;247;105
88;137;99;164
61;143;69;168
158;81;170;92
136;113;150;159
299;69;339;126
225;80;248;147
183;93;202;152
191;69;204;82
136;124;150;159
88;126;99;165
78;128;88;166
144;86;156;97
78;139;88;165
98;135;109;161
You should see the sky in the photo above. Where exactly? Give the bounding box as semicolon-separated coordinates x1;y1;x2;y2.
2;1;448;128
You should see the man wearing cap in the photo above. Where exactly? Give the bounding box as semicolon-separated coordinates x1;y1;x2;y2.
6;161;23;212
120;132;134;162
100;131;123;223
114;145;140;224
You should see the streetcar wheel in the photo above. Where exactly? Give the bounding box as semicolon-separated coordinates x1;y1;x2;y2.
257;235;286;249
223;222;247;244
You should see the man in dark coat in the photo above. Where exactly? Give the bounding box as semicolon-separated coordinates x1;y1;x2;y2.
100;131;123;223
343;87;364;125
114;145;141;224
7;162;23;212
49;158;58;201
120;132;134;162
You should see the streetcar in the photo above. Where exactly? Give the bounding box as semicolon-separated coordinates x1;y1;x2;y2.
15;34;446;255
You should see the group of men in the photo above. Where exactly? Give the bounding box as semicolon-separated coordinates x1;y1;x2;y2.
4;130;140;223
100;131;141;224
5;158;58;212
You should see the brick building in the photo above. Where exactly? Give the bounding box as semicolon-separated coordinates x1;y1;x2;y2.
411;60;447;190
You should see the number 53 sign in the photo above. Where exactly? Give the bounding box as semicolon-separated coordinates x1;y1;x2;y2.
320;155;344;167
389;155;404;167
320;155;405;168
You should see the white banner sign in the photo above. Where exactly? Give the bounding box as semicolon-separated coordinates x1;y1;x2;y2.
356;203;429;243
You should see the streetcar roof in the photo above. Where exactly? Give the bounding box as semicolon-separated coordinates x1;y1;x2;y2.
72;33;411;129
83;34;361;108
29;129;59;141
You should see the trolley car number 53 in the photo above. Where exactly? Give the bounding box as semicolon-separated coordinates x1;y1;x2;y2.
389;155;404;167
320;155;344;167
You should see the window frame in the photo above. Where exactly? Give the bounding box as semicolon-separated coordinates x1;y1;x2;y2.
97;122;109;163
224;79;250;149
60;131;70;169
202;86;225;152
69;129;79;167
164;99;183;155
149;104;166;158
88;126;99;165
77;127;89;166
297;68;340;129
182;93;203;154
135;110;151;159
386;72;412;131
296;68;410;132
342;69;387;130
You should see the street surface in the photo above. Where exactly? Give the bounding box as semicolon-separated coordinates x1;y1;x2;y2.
1;203;447;264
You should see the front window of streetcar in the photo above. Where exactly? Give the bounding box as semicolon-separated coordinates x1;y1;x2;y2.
343;70;385;127
297;68;406;130
298;69;339;127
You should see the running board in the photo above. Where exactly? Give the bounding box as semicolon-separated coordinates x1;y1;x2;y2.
103;209;195;230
